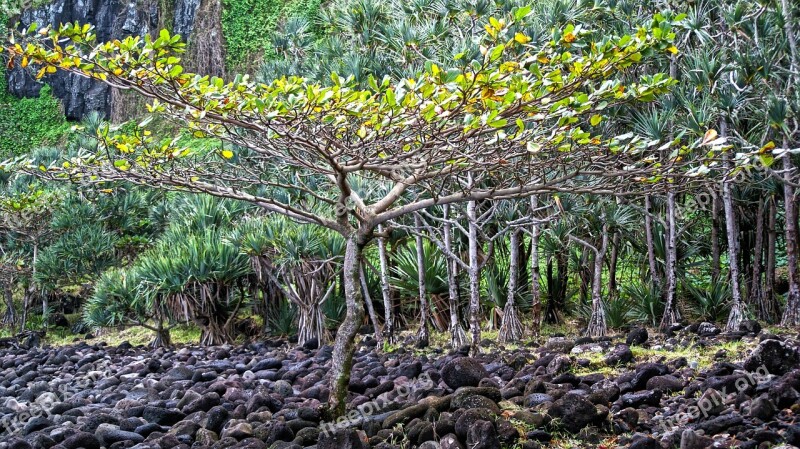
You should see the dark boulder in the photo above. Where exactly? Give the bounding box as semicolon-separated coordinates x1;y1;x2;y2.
548;394;602;433
626;327;648;346
744;339;799;376
441;358;488;389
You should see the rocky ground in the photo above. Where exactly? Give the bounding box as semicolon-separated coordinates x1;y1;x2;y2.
0;321;799;449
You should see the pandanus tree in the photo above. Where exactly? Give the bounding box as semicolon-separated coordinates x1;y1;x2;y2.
0;188;56;331
135;229;251;345
4;12;689;417
232;215;345;347
84;266;175;347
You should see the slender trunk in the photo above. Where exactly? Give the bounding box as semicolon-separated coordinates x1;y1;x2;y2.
779;0;800;325
644;196;660;285
722;121;745;331
711;193;722;282
20;287;32;333
781;139;800;326
763;197;778;322
2;281;14;326
749;198;765;309
608;231;620;300
578;250;590;303
414;214;430;347
296;294;327;347
660;190;680;330
328;232;366;419
443;205;467;349
467;198;481;355
548;252;568;324
499;229;523;342
377;224;394;343
586;223;609;337
359;263;382;346
530;196;542;336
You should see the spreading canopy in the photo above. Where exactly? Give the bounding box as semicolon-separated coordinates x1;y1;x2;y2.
2;11;703;234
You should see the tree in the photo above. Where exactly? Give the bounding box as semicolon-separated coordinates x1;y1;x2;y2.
4;13;685;417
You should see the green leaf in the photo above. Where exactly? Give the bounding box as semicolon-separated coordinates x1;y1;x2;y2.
514;6;531;20
590;114;602;126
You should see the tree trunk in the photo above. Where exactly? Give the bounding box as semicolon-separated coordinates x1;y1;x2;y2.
151;323;172;348
711;192;722;282
297;300;326;347
414;214;430;348
20;286;33;333
377;224;394;343
2;281;14;326
586;224;609;337
359;263;382;346
467;198;481;355
644;196;660;285
781;139;800;326
749;198;765;310
328;233;366;419
530;196;542;336
660;190;680;330
578;249;591;303
443;205;467;349
762;196;778;322
499;229;523;342
608;231;620;300
723;121;745;331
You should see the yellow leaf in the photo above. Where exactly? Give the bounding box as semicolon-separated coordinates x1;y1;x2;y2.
20;56;28;68
590;114;602;126
702;129;718;145
220;150;234;159
35;67;46;79
666;45;678;55
514;32;531;44
46;65;57;73
759;141;775;153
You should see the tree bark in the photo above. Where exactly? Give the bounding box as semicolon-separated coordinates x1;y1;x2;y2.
2;281;14;326
762;196;778;322
443;205;467;349
376;224;394;343
722;121;745;331
414;213;430;348
499;228;523;342
574;222;609;337
151;322;172;348
644;196;660;285
328;233;366;418
660;190;680;330
781;138;800;326
749;198;765;310
467;198;482;355
608;231;620;300
711;192;722;282
779;0;799;325
359;263;382;345
530;196;542;336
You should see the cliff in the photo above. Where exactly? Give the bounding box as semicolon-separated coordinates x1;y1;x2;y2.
6;0;224;121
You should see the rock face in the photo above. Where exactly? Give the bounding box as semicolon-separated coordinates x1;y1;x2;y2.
6;0;203;120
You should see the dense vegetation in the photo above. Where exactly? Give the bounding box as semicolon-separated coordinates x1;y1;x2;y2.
1;0;799;420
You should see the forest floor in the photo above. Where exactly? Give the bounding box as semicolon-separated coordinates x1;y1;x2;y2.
0;320;798;449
